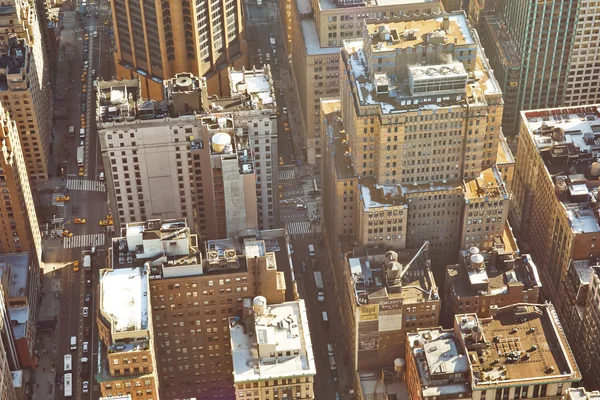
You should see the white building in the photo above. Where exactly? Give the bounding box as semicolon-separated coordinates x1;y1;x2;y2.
230;298;316;400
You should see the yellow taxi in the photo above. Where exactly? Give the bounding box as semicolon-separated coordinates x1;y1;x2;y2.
73;261;79;272
279;156;284;166
55;196;70;202
82;86;87;94
99;219;113;226
74;218;86;224
78;167;84;176
62;230;73;237
107;213;113;221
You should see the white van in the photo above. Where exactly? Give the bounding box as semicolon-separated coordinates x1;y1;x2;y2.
70;336;77;351
327;343;334;356
79;128;85;138
322;311;328;322
296;204;307;210
308;244;315;256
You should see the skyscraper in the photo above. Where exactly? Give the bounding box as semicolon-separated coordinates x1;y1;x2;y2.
111;0;248;99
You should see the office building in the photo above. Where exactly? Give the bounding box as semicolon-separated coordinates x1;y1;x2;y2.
0;253;40;368
285;0;442;164
0;101;41;258
230;298;316;399
329;12;509;262
511;105;600;306
0;311;17;400
475;1;578;137
110;0;247;99
97;266;159;400
333;242;439;374
566;388;600;400
107;218;287;399
445;247;541;319
0;0;53;180
406;304;581;400
99;68;278;237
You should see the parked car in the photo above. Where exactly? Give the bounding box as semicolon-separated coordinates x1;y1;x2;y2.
82;381;89;393
82;307;89;317
85;293;91;303
82;342;88;353
74;218;86;224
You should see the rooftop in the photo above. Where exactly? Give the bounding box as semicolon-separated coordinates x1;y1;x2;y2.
456;304;581;386
342;12;501;115
100;266;149;334
359;371;408;400
96;79;150;124
566;388;600;400
318;0;437;10
447;246;541;299
0;252;30;299
301;19;342;55
322;99;356;180
230;299;316;383
463;166;508;201
228;66;275;107
9;306;28;338
359;178;408;210
481;16;521;68
521;105;600;234
407;328;471;397
348;243;439;305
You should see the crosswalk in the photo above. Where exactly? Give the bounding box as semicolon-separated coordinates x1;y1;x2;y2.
66;179;105;192
287;221;312;235
63;233;106;249
279;170;296;180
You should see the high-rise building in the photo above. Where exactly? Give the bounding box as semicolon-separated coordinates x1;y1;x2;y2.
322;12;511;262
510;105;600;306
566;388;600;400
230;298;316;399
0;300;17;400
406;304;581;400
475;0;578;137
99;67;278;238
0;0;53;180
106;218;288;399
284;0;442;164
110;0;247;99
445;248;541;320
0;101;41;257
97;266;159;400
333;243;440;375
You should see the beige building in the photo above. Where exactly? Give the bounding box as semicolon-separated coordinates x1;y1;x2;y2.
99;67;278;238
328;12;510;262
0;0;53;180
445;246;541;319
97;266;159;400
230;298;316;400
0;318;17;400
111;0;247;99
284;0;442;164
0;101;41;258
566;388;600;400
106;218;288;399
510;105;600;307
406;304;582;400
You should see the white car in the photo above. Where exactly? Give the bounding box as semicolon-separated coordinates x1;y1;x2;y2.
83;307;89;317
83;381;89;393
83;341;88;353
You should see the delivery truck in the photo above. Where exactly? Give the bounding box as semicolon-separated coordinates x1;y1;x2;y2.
83;254;91;271
314;271;324;302
77;146;84;166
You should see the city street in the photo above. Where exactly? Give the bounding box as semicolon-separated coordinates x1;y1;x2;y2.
32;0;112;399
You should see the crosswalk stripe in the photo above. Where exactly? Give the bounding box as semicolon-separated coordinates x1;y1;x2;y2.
66;179;106;192
63;233;106;249
286;221;311;235
278;170;296;180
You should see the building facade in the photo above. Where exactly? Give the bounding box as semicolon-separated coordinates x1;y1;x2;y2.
285;0;442;164
0;0;53;180
230;298;316;399
99;68;278;238
110;0;247;99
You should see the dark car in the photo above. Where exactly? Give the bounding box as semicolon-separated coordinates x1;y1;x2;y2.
84;326;90;337
81;103;86;112
86;279;92;288
85;293;91;303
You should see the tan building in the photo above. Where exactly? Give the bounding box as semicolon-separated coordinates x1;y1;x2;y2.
445;247;541;319
0;317;17;400
334;243;440;374
0;101;41;257
0;1;53;180
106;218;287;399
285;0;442;164
230;298;316;399
97;266;159;400
99;68;278;238
331;12;510;262
566;388;600;400
110;0;247;99
511;105;600;307
406;304;581;400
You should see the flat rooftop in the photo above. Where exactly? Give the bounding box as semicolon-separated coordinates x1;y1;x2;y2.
463;167;508;201
359;372;409;399
482;16;522;68
521;106;600;234
0;252;30;298
318;0;437;10
322;99;355;180
359;178;408;210
230;300;316;382
100;266;149;333
407;328;470;396
229;67;275;107
566;388;600;400
457;305;581;385
348;245;438;305
301;19;341;55
343;12;501;115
